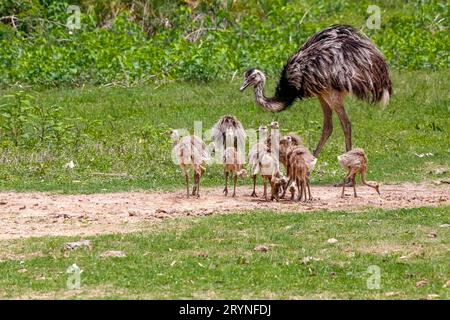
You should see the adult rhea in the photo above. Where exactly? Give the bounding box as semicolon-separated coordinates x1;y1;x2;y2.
240;25;392;157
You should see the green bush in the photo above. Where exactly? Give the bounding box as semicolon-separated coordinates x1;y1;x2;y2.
0;0;448;87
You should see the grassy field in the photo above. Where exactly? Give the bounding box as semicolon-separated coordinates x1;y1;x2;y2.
0;70;449;193
0;206;448;299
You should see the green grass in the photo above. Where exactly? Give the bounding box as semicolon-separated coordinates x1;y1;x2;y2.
0;70;449;193
0;206;448;299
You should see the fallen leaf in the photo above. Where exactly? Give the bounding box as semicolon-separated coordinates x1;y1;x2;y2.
64;240;91;251
254;245;269;253
195;252;209;258
64;160;75;169
385;292;400;297
443;280;450;288
301;256;322;264
100;250;126;258
327;238;338;244
416;279;428;288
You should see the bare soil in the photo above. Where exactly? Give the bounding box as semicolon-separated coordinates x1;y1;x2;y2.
0;183;448;239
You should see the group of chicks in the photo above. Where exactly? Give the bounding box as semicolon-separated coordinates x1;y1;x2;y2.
169;115;380;200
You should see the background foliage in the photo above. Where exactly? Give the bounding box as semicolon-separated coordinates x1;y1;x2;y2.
0;0;448;87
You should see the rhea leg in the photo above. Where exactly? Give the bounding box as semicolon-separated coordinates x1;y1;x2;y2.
299;180;307;203
306;178;312;201
195;171;201;198
251;174;257;197
314;96;334;157
263;178;268;201
280;177;292;199
361;168;381;195
270;181;275;201
334;103;352;152
184;171;190;198
341;170;352;197
352;175;357;197
192;172;197;196
223;171;229;196
296;178;303;202
232;174;237;197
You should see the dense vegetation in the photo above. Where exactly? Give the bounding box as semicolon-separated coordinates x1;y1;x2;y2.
0;0;448;87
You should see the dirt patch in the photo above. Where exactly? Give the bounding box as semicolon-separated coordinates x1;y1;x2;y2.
0;183;448;240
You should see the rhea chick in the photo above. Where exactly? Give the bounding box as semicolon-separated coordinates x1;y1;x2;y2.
248;125;269;197
338;148;380;198
169;130;209;198
223;127;247;197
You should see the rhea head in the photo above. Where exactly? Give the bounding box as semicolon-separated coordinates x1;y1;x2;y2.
239;68;266;92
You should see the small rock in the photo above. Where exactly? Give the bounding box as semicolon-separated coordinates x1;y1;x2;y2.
431;167;448;175
203;209;213;216
18;268;27;273
301;256;322;264
385;292;400;297
55;213;71;219
427;232;437;239
415;279;428;288
327;238;338;244
64;160;75;169
128;211;138;217
254;245;269;253
443;280;450;288
0;201;7;205
427;294;440;300
440;224;450;228
64;240;91;251
195;252;209;258
100;250;126;258
19;205;26;210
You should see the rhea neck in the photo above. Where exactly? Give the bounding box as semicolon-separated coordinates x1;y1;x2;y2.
253;78;287;112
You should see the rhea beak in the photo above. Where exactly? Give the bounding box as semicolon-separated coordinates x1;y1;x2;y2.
239;79;252;92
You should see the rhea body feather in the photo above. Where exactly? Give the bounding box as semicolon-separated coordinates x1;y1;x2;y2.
247;25;392;112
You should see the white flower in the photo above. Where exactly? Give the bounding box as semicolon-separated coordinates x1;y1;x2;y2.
64;160;75;169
